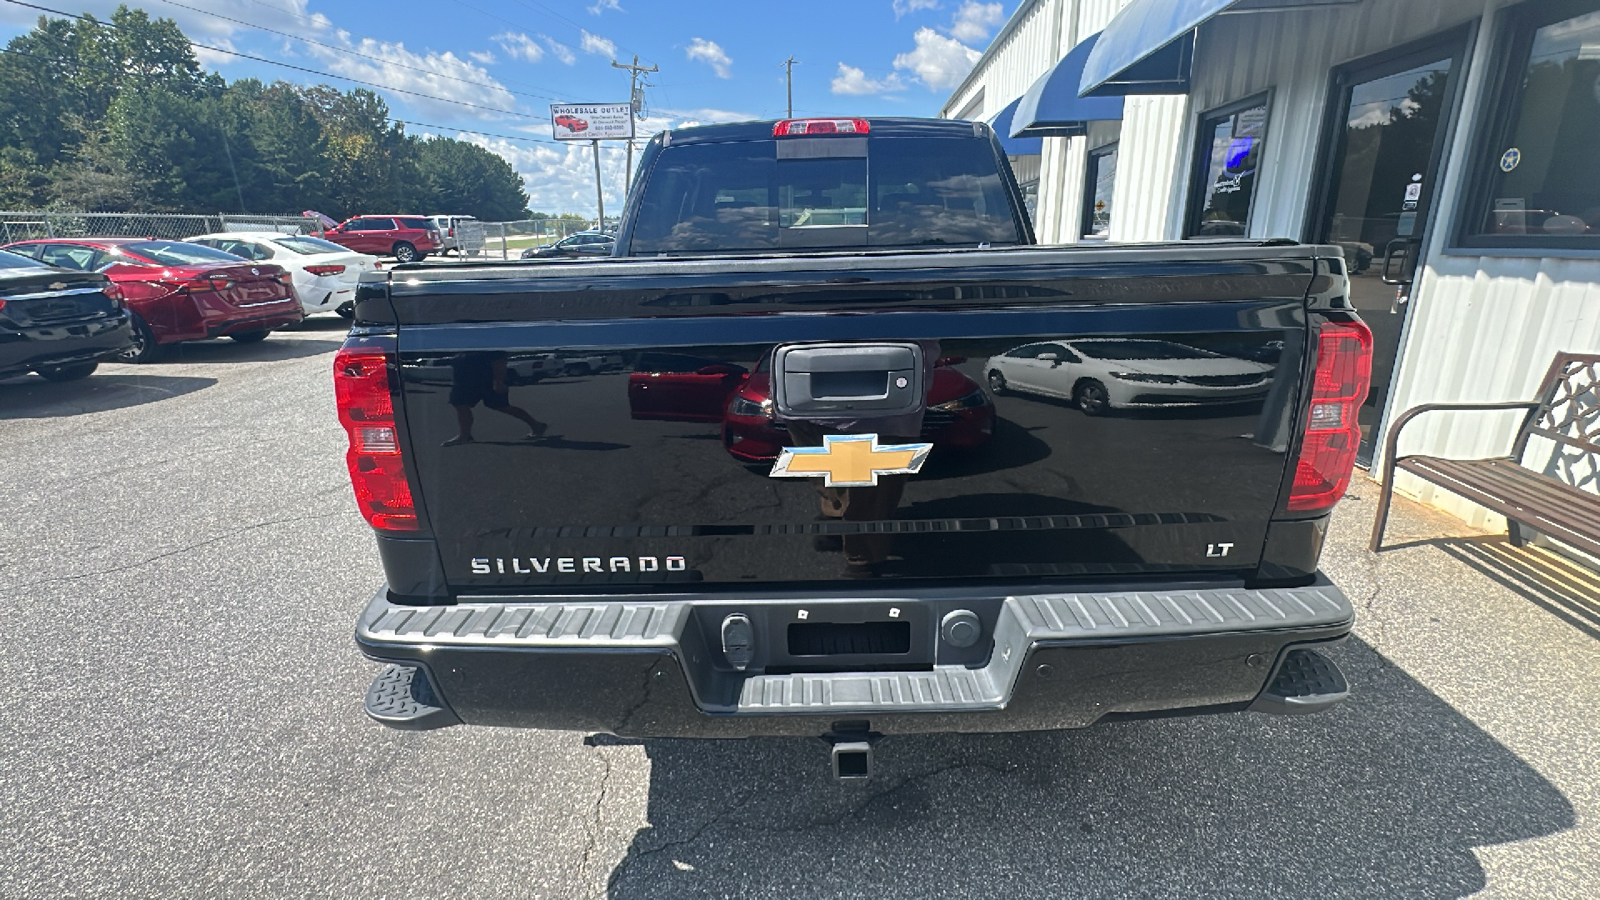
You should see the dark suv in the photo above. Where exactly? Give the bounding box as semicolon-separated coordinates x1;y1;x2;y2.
323;216;442;262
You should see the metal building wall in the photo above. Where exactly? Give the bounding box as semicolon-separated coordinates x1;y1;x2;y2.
1172;0;1486;242
942;0;1061;121
1381;1;1600;528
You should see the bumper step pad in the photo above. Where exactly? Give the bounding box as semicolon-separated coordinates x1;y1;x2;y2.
1249;648;1349;716
364;663;461;731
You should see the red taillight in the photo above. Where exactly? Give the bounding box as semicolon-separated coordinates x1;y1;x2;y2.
161;276;230;293
334;346;418;531
101;281;124;305
1287;320;1373;512
773;118;870;136
305;264;346;276
274;270;293;286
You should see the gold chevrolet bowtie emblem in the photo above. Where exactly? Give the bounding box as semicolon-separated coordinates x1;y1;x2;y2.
769;434;933;487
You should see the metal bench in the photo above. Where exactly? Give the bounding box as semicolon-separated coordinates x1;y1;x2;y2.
1370;352;1600;555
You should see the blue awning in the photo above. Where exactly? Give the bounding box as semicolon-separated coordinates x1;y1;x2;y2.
1078;0;1238;96
986;98;1043;156
1010;33;1125;138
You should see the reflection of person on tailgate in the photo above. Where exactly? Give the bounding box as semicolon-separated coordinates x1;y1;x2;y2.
780;340;939;575
442;352;548;446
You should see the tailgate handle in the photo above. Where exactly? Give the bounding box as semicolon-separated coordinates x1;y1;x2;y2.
772;342;924;418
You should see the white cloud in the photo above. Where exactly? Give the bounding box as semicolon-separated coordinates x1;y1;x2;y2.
652;106;757;124
492;32;543;62
580;30;617;58
545;37;577;65
947;1;1003;43
830;63;905;95
588;0;623;13
469;50;496;65
0;0;332;62
893;27;980;90
892;0;940;18
685;38;732;79
306;38;519;119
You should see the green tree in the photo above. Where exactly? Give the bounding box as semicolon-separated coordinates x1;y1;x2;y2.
415;137;530;220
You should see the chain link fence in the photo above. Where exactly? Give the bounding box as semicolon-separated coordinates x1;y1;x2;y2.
462;218;592;260
0;211;317;244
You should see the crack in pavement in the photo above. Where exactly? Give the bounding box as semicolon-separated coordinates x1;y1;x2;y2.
578;746;615;882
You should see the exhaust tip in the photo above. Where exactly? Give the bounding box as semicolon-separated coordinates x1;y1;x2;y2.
831;740;873;781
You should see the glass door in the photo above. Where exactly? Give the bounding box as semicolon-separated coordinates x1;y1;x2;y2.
1311;31;1470;461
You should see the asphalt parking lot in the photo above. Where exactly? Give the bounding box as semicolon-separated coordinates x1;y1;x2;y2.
3;320;1598;899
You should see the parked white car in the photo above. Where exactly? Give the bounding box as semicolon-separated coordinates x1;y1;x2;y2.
187;232;382;318
984;338;1275;415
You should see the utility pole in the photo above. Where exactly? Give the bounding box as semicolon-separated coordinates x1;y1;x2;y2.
782;56;798;118
611;55;657;201
592;139;604;228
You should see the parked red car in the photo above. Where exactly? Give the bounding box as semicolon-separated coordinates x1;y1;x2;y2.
722;363;994;462
320;216;442;262
625;352;995;462
1;238;303;362
554;114;589;133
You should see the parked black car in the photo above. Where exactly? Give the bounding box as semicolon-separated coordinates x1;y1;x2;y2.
0;248;134;382
519;231;615;259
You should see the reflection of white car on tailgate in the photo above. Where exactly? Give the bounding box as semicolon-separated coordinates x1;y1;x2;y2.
984;338;1275;415
187;232;382;318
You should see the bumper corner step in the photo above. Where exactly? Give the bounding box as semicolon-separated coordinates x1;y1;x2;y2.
364;663;461;731
1249;648;1349;716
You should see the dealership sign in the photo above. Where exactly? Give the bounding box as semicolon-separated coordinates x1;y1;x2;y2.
550;103;635;140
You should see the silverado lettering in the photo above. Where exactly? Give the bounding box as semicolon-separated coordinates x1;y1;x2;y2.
471;556;688;575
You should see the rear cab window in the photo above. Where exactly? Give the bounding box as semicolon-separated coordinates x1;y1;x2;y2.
115;241;248;266
0;248;45;268
274;236;349;255
627;126;1024;255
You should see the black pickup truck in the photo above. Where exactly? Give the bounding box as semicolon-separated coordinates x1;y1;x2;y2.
338;117;1371;778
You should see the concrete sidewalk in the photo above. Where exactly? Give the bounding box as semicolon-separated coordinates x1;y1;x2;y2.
1316;481;1600;897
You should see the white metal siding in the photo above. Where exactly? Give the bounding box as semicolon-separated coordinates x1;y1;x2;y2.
1390;257;1600;528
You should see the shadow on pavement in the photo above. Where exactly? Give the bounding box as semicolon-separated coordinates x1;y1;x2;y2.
162;337;344;363
0;374;216;419
1435;537;1600;640
283;316;355;333
602;637;1572;899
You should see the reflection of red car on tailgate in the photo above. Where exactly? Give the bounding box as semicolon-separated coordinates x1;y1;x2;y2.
555;114;589;132
626;352;995;462
0;238;303;363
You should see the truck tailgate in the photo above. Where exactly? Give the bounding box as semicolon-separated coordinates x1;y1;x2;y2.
382;245;1323;592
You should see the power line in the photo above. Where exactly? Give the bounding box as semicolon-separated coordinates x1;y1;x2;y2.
229;0;562;97
147;0;565;103
2;0;551;121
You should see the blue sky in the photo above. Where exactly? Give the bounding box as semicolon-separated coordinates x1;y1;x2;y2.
0;0;1017;214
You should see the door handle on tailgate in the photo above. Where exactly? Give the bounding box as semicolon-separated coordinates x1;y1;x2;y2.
772;342;925;418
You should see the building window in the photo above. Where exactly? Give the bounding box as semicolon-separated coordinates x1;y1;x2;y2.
1082;143;1118;239
1461;0;1600;250
1019;179;1039;227
1186;94;1270;237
